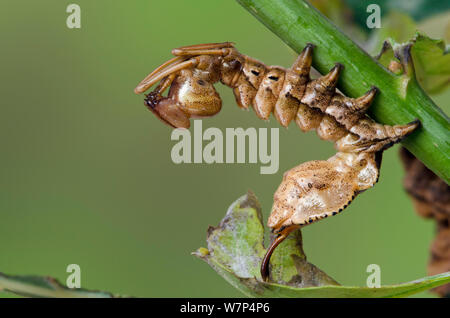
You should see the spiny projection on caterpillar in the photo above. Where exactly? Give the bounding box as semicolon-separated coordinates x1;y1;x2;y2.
134;42;420;281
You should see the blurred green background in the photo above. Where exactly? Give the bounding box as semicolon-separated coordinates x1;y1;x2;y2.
0;0;448;297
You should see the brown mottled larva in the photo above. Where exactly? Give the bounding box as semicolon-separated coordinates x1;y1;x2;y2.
134;42;420;281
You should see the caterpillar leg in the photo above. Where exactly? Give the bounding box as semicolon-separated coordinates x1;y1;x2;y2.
171;42;235;56
135;57;198;94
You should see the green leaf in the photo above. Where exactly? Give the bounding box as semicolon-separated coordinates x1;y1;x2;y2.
194;192;450;297
376;33;450;94
411;34;450;94
368;9;450;95
0;272;120;298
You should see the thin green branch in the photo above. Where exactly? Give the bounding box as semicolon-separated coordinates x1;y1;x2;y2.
237;0;450;184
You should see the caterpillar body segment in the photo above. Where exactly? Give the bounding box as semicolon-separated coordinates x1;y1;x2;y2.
268;151;381;233
135;43;418;153
134;42;420;282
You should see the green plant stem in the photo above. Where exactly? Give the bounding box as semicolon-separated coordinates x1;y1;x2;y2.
237;0;450;184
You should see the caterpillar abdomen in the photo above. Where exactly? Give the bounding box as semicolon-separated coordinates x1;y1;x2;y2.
268;151;380;231
227;45;418;153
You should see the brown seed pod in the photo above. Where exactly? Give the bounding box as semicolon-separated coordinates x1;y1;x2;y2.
135;43;420;281
400;148;450;297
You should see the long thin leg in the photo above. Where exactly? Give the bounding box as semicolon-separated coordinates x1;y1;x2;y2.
171;42;234;56
136;43;235;94
135;57;199;94
152;73;177;95
141;56;186;83
172;42;234;51
134;56;187;94
171;49;229;56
